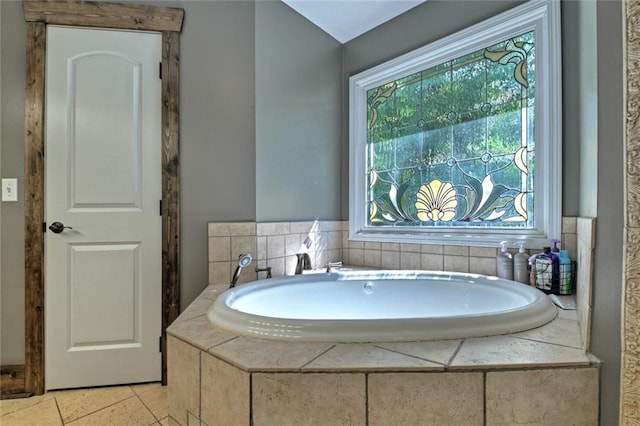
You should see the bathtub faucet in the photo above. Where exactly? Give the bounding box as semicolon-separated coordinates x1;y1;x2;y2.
295;253;312;274
230;254;253;288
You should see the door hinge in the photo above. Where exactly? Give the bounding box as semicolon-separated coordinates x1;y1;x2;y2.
159;199;163;216
159;335;163;352
43;222;46;233
159;62;162;80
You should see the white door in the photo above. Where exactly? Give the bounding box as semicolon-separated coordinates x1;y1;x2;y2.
45;26;162;390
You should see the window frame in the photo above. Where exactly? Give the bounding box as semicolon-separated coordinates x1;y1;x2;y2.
349;0;562;248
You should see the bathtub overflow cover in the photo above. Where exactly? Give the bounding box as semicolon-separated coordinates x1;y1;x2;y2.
363;281;375;295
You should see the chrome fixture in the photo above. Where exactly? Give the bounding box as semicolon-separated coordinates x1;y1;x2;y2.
326;261;343;272
230;254;253;288
295;253;312;274
255;266;272;279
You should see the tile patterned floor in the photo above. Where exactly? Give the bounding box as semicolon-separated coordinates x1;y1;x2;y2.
0;382;168;425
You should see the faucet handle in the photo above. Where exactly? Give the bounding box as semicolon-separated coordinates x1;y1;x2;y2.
326;261;343;272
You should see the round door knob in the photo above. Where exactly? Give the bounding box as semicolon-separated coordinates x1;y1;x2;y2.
49;221;72;234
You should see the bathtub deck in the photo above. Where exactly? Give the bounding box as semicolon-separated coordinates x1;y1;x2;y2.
166;284;599;426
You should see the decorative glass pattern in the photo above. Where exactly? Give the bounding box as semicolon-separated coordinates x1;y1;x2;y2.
366;31;535;229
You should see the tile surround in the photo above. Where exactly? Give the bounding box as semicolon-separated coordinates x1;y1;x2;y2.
207;216;593;350
167;284;599;425
208;217;582;285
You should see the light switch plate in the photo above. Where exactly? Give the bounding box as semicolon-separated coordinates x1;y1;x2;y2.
2;178;18;202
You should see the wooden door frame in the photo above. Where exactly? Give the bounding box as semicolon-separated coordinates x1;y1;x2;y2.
22;0;183;395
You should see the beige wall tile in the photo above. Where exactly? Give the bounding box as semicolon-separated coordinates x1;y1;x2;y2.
327;231;342;250
421;244;444;254
381;242;400;251
363;249;382;268
349;240;364;249
375;340;462;366
421;253;443;271
368;372;483;426
267;235;285;258
469;257;497;276
208;236;230;262
257;222;290;236
252;373;366;426
364;241;381;250
301;344;443;372
211;337;332;372
381;250;400;269
400;252;421;269
264;256;285;278
486;368;598;425
562;216;577;234
208;222;255;237
349;248;364;266
231;236;257;260
257;236;267;259
511;317;583;349
208;261;230;286
562;233;578;260
285;233;301;256
168;316;237;350
444;255;469;273
450;336;590;369
400;243;422;253
201;353;250;426
469;246;497;258
167;336;201;425
444;245;469;256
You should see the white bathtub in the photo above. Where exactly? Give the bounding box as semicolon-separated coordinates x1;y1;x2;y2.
207;270;557;342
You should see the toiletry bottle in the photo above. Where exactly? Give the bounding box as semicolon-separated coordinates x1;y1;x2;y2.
557;250;573;295
513;242;529;284
551;239;561;254
528;254;538;287
534;247;559;293
496;241;514;280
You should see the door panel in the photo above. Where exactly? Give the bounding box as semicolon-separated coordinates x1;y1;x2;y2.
45;26;161;390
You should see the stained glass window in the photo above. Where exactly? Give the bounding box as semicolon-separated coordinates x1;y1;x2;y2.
349;0;562;246
366;32;535;229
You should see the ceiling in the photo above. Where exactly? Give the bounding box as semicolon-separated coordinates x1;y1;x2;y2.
281;0;428;44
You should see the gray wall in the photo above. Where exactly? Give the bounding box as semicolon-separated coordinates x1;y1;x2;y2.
1;0;26;364
0;3;626;424
255;1;341;222
341;0;623;424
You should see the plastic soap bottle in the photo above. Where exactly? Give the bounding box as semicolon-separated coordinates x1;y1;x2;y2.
551;239;561;254
557;250;573;295
496;241;514;280
534;247;560;293
513;242;529;284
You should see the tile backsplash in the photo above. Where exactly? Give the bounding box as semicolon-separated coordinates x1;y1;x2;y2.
208;217;581;285
207;216;594;351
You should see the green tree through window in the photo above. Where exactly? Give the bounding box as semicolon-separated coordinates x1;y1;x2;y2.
366;31;535;229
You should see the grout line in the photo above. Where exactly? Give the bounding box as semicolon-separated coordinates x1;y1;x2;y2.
63;395;138;424
53;396;65;425
370;344;449;367
299;344;336;370
447;340;465;366
135;389;161;423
